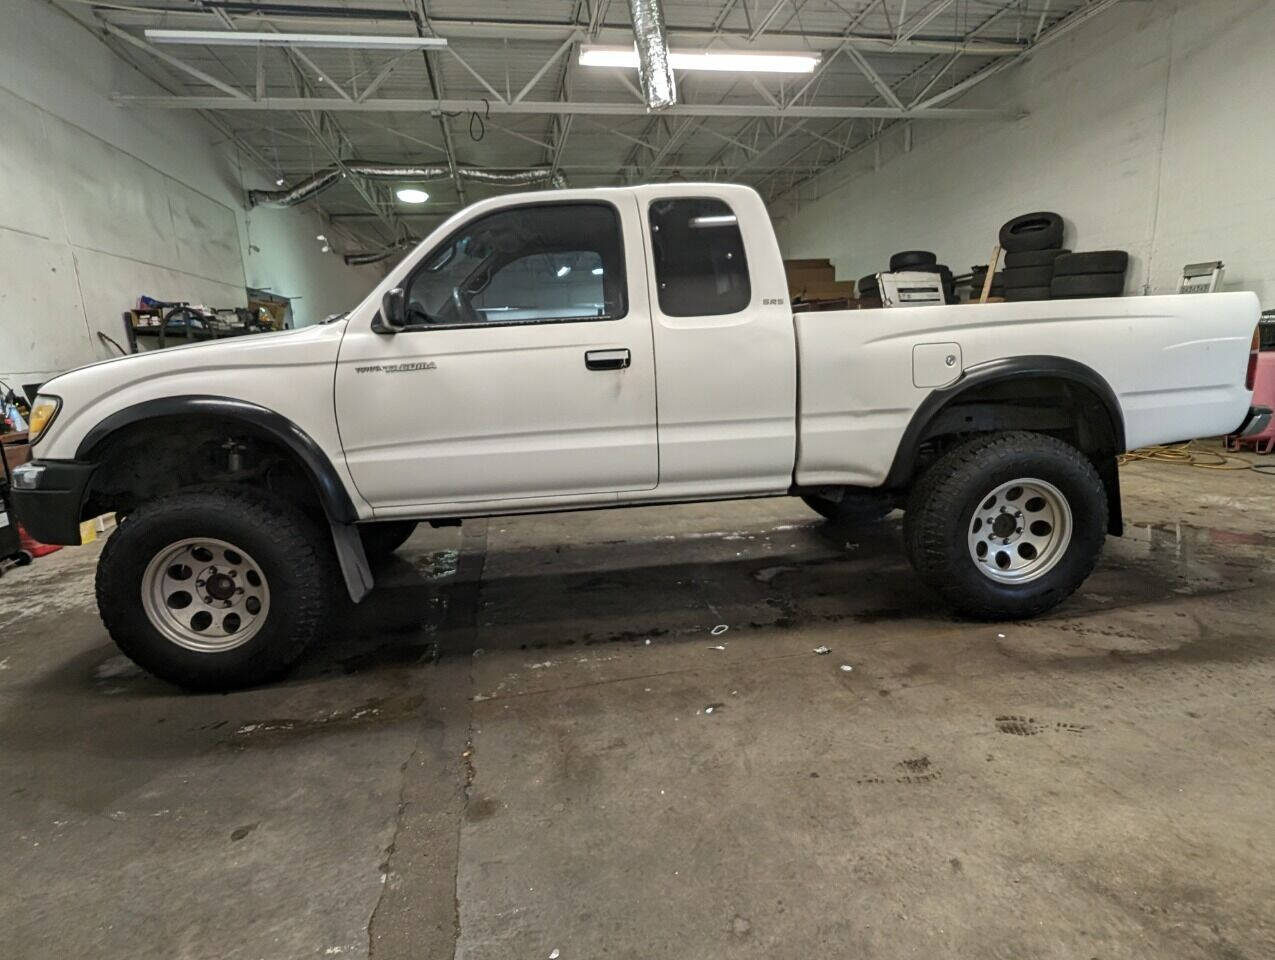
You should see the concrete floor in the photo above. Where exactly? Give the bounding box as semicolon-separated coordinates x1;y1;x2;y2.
3;456;1275;960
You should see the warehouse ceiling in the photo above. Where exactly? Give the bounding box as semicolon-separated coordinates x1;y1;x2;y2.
63;0;1122;254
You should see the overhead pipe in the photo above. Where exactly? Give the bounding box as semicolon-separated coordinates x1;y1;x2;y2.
628;0;677;110
249;162;568;207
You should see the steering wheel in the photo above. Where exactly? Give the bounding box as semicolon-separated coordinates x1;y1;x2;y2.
450;286;483;325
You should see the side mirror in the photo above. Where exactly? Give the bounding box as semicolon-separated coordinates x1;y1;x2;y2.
374;287;407;333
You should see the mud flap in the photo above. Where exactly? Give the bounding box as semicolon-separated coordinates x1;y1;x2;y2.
330;521;373;602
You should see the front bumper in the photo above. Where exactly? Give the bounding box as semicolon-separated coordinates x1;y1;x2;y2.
7;460;97;545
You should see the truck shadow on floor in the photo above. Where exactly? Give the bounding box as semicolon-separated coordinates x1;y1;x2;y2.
306;516;1275;678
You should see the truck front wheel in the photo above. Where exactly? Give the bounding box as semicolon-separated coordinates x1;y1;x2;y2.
95;487;337;690
903;432;1107;620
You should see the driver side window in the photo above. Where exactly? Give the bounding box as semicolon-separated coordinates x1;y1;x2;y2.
403;202;627;328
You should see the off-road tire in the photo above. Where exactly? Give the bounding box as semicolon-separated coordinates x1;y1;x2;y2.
1005;286;1053;301
1004;248;1070;268
96;486;336;690
1053;250;1129;276
359;520;418;560
1050;273;1126;298
999;212;1064;252
903;432;1107;620
889;250;937;271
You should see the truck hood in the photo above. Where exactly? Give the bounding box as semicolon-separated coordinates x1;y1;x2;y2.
35;322;348;459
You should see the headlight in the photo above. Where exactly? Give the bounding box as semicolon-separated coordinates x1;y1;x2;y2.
27;395;61;444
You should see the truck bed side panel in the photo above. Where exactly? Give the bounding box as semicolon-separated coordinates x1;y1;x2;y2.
795;292;1259;488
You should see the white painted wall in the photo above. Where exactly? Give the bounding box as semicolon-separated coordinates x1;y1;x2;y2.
0;0;382;389
773;0;1275;309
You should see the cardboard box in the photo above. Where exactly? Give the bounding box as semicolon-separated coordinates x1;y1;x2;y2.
1;432;30;472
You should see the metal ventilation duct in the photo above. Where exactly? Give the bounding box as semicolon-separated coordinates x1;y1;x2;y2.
342;239;417;266
628;0;676;110
249;163;568;207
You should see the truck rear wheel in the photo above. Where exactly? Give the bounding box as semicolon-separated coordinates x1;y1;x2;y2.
903;432;1107;620
95;486;336;690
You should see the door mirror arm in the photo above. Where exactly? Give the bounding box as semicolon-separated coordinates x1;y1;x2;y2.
373;287;407;334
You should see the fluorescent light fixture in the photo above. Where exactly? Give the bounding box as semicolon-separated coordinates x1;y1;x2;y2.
144;29;448;51
591;267;604;275
556;265;572;278
396;188;430;204
579;45;818;74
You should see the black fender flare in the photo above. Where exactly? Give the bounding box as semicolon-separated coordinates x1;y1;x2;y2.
76;395;359;523
885;356;1126;534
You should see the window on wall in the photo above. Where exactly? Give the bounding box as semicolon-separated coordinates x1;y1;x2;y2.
403;202;626;327
648;197;751;317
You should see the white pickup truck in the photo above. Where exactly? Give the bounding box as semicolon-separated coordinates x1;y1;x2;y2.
10;183;1265;689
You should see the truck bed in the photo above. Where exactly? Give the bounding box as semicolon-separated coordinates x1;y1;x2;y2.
794;292;1260;488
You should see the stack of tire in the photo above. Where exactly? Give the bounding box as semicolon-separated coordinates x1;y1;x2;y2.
1050;251;1130;299
885;250;956;303
968;265;1005;301
998;211;1066;302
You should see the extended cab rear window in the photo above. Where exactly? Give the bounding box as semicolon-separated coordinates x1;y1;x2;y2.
648;197;751;317
404;201;627;328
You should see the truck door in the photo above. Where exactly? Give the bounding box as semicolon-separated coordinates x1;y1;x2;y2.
636;187;797;497
334;197;658;511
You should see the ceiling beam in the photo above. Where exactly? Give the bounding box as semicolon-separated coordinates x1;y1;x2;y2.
112;95;1022;121
90;10;1027;55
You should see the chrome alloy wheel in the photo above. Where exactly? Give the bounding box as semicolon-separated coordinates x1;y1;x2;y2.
966;478;1073;584
141;538;271;652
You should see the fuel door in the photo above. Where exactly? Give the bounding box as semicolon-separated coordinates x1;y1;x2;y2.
913;342;962;388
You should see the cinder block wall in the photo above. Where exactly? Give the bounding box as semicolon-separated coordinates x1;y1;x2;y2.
772;0;1275;307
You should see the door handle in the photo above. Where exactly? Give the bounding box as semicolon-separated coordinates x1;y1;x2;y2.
585;348;631;371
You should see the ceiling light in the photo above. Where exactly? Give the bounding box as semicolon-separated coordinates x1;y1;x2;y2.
580;45;819;74
275;177;285;186
316;234;327;241
321;244;331;253
396;188;429;204
556;265;571;278
144;29;448;51
592;267;604;275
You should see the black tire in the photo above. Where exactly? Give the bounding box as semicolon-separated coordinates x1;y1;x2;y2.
802;492;895;525
95;486;336;690
1050;273;1126;298
1002;265;1056;288
358;520;418;560
858;274;880;299
999;212;1064;252
1053;251;1128;277
1005;286;1052;301
889;250;937;271
903;432;1107;620
1004;248;1070;268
